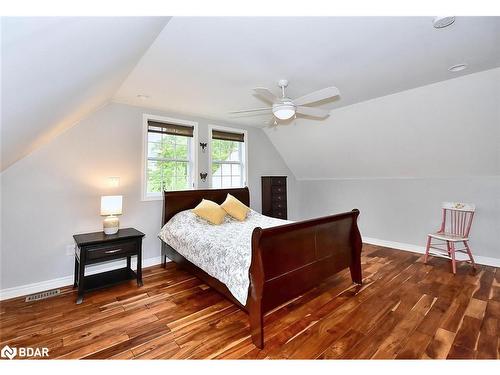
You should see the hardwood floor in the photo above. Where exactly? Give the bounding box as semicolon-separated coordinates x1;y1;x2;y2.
1;244;498;359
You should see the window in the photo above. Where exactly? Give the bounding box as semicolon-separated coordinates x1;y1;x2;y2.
143;116;197;200
209;126;247;188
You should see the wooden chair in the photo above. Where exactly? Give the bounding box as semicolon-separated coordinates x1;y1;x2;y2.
424;202;476;274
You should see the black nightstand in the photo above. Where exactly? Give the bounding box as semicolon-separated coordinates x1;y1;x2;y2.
73;228;145;304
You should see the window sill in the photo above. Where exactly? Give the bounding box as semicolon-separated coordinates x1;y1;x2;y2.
141;195;164;202
142;186;198;202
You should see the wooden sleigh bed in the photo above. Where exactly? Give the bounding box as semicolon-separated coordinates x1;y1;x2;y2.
160;187;362;348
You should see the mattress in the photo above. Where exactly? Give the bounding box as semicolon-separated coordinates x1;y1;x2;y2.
158;209;290;305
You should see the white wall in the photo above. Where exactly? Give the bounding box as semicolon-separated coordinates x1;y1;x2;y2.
266;68;500;178
292;69;500;261
2;68;499;294
1;17;169;171
298;177;500;260
0;102;297;291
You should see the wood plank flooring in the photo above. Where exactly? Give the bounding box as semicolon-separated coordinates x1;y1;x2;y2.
1;244;498;359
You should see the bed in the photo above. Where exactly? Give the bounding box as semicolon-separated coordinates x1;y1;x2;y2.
159;187;362;349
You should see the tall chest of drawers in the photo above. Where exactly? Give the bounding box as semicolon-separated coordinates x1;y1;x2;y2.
261;176;287;220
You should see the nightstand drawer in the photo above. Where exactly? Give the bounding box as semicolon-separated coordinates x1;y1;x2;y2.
86;241;137;260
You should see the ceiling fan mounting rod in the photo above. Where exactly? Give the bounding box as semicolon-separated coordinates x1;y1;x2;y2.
278;79;288;98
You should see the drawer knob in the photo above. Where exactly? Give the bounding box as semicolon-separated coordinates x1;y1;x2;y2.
105;249;122;254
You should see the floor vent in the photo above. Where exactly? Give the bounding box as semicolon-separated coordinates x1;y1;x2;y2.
25;289;61;302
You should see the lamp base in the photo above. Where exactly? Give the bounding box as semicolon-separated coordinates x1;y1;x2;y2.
103;215;119;235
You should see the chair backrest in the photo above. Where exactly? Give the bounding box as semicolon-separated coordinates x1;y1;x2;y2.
440;202;475;237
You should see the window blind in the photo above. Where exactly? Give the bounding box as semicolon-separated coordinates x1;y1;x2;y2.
212;129;244;142
147;120;194;137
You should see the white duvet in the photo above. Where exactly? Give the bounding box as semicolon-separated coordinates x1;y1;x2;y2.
158;209;290;305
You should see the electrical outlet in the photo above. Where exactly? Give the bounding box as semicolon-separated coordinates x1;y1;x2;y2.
65;244;75;256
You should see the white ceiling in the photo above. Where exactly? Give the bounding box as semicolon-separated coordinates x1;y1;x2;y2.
264;68;500;179
1;17;169;171
2;16;499;174
115;17;500;127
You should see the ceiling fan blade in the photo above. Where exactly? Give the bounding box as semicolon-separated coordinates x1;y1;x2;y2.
229;107;272;114
253;87;278;103
296;106;330;118
293;87;340;106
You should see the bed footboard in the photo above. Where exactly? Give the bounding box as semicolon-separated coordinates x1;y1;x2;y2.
248;209;362;348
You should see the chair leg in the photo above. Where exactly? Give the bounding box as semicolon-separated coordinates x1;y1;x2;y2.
424;236;432;264
448;241;457;274
463;241;476;269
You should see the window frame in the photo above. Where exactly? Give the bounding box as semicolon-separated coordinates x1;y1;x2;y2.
142;114;198;201
208;124;248;189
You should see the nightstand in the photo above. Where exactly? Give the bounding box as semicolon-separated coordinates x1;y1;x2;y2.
73;228;145;304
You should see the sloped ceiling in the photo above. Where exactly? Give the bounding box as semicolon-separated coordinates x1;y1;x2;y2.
2;16;499;177
264;68;500;179
115;17;500;127
1;17;169;171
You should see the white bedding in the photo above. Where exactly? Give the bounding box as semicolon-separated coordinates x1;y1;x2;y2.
158;209;290;305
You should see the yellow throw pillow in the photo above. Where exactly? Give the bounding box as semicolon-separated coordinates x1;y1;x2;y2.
221;194;250;221
192;199;226;225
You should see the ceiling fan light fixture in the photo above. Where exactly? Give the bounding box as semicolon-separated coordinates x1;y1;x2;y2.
273;104;295;120
234;80;340;124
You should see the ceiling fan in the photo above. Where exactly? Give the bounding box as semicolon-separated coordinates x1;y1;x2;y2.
229;79;340;124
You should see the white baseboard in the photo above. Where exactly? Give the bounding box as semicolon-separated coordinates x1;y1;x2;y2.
0;256;166;301
363;236;500;267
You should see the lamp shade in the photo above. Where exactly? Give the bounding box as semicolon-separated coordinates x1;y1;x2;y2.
100;195;122;216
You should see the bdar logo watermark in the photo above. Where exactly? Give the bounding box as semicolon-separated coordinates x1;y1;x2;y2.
1;345;16;360
1;345;49;359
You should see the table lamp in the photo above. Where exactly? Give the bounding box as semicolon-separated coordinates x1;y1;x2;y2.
100;195;122;235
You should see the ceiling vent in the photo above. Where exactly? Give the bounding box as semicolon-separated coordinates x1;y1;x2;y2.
448;64;467;72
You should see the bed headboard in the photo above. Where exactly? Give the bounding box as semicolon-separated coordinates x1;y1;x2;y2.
162;187;250;226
